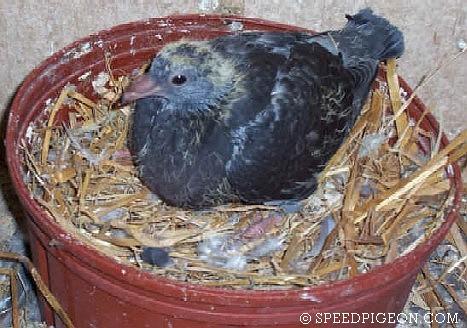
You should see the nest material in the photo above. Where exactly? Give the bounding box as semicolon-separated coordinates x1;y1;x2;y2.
20;56;466;291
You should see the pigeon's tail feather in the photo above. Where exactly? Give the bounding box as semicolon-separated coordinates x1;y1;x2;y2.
342;8;404;60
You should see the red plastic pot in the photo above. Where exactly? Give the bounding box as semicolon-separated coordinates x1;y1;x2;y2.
6;15;462;328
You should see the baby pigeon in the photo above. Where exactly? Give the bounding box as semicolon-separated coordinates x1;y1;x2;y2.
123;8;404;209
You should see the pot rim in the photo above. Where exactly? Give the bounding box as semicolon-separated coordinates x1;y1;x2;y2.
5;14;463;306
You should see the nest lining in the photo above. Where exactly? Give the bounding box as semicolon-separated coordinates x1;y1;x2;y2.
19;56;464;290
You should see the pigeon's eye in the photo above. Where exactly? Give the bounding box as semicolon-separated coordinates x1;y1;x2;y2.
171;75;187;85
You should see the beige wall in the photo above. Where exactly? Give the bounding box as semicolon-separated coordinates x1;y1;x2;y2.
1;0;466;136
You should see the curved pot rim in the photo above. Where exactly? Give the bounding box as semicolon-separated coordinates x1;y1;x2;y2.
5;14;463;306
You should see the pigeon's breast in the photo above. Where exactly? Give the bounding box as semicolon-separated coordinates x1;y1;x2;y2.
131;97;235;207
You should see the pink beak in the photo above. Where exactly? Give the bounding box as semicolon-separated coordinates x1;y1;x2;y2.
122;75;162;103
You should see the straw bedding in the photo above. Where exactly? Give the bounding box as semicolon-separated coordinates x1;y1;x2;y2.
20;56;465;290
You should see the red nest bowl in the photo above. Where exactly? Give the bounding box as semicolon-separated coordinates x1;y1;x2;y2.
6;15;463;328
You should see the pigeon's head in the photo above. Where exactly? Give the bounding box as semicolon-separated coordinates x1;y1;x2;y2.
123;41;240;116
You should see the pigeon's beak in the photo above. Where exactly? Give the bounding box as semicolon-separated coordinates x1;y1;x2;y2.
122;75;163;103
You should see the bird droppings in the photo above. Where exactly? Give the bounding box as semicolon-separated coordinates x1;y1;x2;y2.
155;20;171;28
91;72;110;94
25;124;34;142
18;46;466;292
300;293;321;302
78;70;92;81
399;87;409;100
63;42;92;61
44;98;53;107
228;21;244;32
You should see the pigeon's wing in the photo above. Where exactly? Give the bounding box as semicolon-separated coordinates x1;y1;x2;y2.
211;32;298;127
225;39;367;203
